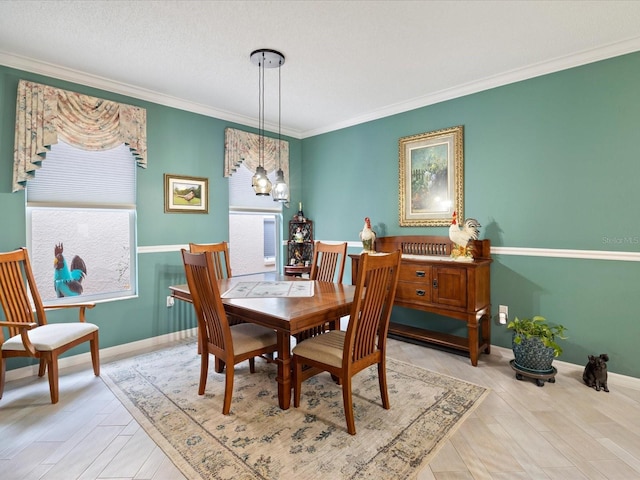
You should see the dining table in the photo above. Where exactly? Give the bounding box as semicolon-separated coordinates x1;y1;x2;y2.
169;273;356;410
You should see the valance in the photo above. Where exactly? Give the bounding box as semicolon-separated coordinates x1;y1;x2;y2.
13;80;147;192
224;127;289;186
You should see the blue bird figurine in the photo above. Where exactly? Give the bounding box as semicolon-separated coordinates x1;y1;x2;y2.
54;243;87;297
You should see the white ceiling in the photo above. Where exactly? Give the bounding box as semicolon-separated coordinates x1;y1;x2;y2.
1;1;640;139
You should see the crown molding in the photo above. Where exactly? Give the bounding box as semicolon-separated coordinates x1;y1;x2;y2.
4;36;639;140
301;37;640;138
0;51;299;139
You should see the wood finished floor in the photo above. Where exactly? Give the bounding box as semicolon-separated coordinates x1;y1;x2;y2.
2;338;640;480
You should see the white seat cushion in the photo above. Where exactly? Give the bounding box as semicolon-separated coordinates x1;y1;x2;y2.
230;323;277;356
292;330;346;368
2;323;98;352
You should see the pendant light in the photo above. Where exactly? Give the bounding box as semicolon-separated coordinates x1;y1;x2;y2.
272;55;289;203
250;49;286;197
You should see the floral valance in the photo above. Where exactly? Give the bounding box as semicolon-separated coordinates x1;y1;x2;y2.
224;127;289;185
12;80;147;192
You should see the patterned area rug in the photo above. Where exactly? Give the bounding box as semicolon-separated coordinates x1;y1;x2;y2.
102;340;488;480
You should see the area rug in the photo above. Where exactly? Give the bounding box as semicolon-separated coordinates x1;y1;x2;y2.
102;340;488;480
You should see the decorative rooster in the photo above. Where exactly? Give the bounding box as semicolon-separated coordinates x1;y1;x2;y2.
359;217;376;253
54;243;87;297
449;211;481;261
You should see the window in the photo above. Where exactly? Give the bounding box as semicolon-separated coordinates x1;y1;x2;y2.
228;163;282;276
26;141;137;303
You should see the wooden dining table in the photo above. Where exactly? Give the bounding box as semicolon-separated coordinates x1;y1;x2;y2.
169;273;356;410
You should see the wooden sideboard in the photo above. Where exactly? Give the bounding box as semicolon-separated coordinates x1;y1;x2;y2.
349;235;492;366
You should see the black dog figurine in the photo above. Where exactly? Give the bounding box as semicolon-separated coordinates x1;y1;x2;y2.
583;354;609;392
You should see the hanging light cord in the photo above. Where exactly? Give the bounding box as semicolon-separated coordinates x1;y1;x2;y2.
259;53;265;168
278;56;282;169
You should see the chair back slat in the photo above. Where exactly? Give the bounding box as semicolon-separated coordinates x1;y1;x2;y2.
181;250;232;358
0;248;45;339
189;242;232;279
310;241;347;283
345;250;401;364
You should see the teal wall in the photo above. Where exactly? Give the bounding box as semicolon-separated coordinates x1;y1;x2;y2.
1;52;639;378
302;52;640;378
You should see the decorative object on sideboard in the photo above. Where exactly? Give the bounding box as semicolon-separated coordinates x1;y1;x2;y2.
583;354;610;392
359;217;376;253
250;48;286;197
508;316;568;387
448;211;481;261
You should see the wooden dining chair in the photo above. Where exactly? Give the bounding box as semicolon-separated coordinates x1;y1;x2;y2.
189;242;232;279
181;249;278;415
292;250;401;435
0;248;99;404
295;241;348;343
189;242;244;361
309;241;347;283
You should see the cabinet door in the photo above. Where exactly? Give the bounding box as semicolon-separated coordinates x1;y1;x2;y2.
432;266;467;308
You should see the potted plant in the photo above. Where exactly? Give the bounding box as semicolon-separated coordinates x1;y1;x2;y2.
507;315;567;374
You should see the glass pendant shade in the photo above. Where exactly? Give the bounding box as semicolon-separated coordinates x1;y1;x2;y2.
272;168;289;202
252;165;272;195
250;48;288;200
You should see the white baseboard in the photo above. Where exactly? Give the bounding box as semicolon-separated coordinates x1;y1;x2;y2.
4;328;198;383
6;333;640;391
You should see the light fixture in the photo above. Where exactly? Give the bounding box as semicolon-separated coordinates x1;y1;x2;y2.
271;51;289;203
250;48;287;198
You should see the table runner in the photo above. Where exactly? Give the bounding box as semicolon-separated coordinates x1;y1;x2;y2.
221;280;314;298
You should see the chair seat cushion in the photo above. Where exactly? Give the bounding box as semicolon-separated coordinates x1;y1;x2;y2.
2;323;99;352
230;323;277;356
292;330;346;368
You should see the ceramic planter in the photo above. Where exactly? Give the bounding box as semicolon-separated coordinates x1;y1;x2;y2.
512;334;555;374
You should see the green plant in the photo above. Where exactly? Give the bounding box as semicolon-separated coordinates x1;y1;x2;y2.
507;316;568;357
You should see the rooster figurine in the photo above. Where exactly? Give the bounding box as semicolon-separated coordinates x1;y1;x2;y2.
359;217;376;253
54;243;87;297
449;211;481;261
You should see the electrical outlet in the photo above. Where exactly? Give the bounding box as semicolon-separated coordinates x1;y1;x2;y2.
166;295;175;308
499;305;508;324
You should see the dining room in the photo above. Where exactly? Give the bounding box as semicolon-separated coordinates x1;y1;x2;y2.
2;1;640;479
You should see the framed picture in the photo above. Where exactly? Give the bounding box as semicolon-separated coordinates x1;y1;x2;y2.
398;125;464;226
164;174;209;214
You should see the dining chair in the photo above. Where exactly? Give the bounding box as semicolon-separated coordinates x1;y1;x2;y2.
0;248;99;404
181;249;278;415
189;242;232;279
189;241;245;362
309;241;347;283
294;241;348;343
292;250;401;435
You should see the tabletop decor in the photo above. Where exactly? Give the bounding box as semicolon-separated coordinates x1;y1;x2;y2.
221;280;314;298
398;125;464;226
164;174;208;213
102;339;488;480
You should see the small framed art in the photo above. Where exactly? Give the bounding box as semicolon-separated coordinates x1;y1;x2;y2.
164;174;208;214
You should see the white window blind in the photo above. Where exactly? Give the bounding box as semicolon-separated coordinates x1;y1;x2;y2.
27;141;136;206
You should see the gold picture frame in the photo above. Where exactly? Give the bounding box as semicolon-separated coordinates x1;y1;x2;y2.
398;125;464;226
164;174;209;214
